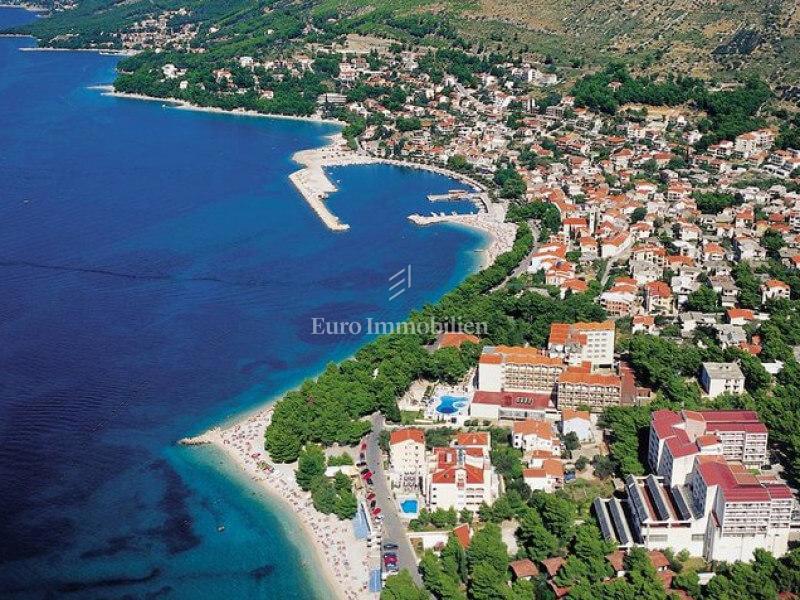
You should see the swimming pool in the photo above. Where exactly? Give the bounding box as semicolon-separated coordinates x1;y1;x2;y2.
436;395;468;415
400;499;418;514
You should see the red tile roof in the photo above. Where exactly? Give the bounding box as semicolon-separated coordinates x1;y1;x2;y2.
437;332;480;348
431;463;485;485
558;369;622;387
509;558;539;578
513;419;553;438
456;432;490;447
472;390;554;409
390;428;424;445
540;556;566;578
697;461;792;502
452;524;471;549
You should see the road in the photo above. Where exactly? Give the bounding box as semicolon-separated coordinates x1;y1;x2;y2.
366;413;423;586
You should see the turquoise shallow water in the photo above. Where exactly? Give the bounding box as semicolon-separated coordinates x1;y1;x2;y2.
0;8;485;598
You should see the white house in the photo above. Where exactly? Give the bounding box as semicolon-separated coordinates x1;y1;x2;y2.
560;409;593;443
512;419;558;454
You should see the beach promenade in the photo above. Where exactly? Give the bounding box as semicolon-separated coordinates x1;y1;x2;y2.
183;411;374;600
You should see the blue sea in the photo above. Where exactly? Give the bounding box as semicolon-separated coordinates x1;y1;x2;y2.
0;7;484;598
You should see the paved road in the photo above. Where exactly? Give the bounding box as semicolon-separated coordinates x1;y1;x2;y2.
365;413;423;586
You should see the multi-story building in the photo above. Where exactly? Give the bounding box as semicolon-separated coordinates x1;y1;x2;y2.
699;362;745;398
594;464;793;563
477;346;566;393
424;433;501;511
389;428;427;489
761;279;791;303
560;409;593;442
547;321;615;369
556;369;622;412
691;460;792;562
648;410;769;485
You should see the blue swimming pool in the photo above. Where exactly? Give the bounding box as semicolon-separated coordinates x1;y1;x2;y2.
436;395;468;414
400;499;419;514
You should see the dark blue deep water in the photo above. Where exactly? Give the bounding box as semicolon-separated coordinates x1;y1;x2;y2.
0;8;484;598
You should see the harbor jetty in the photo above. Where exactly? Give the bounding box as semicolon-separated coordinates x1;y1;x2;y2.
289;134;490;233
289;134;379;231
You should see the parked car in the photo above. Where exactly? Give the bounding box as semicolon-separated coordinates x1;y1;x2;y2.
372;507;382;516
366;478;373;485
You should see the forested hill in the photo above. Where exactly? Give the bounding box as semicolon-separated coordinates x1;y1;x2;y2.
5;0;800;89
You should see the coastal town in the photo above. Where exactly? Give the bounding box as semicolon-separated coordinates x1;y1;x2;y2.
121;5;800;600
9;1;800;599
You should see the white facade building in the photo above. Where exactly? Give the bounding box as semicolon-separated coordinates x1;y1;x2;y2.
699;362;745;398
389;428;426;489
547;321;615;369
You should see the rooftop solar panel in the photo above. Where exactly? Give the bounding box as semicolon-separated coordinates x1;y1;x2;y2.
670;486;692;521
593;498;616;542
646;475;670;521
629;480;649;521
609;498;632;546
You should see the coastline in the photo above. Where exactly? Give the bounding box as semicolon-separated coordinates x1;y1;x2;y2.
96;84;512;598
0;3;47;12
103;90;342;125
20;46;137;55
181;410;370;600
410;211;516;269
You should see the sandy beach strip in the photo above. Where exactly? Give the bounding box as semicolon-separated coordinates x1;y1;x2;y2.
183;411;374;600
409;211;517;269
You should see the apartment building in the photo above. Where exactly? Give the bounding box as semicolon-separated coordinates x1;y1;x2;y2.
477;346;567;393
699;362;745;398
594;465;793;563
648;410;769;485
389;428;427;489
424;433;501;512
556;369;622;412
511;419;559;454
691;460;792;562
547;321;615;368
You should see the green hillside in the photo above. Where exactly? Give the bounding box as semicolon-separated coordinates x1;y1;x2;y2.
6;0;800;92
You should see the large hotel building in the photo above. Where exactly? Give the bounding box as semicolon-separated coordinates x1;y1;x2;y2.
594;410;793;563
